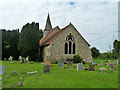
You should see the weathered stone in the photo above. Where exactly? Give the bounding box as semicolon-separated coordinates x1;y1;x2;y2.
0;65;5;74
77;63;83;71
58;62;64;66
44;64;50;73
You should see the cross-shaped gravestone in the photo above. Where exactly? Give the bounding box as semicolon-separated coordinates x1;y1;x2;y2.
0;65;5;74
44;64;50;73
77;63;83;71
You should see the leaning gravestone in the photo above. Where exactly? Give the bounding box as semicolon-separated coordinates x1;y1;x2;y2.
0;65;5;74
77;63;83;71
58;62;64;66
44;64;50;73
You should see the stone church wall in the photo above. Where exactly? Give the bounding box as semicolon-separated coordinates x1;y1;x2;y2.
46;24;93;62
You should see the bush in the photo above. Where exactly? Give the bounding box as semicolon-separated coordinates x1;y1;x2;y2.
73;55;83;63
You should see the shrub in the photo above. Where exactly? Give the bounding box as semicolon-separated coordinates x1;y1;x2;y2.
73;55;83;63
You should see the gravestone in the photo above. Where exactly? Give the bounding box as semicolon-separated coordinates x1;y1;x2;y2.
22;57;26;62
110;60;116;65
6;73;10;78
105;59;108;65
88;63;95;71
44;64;50;73
67;61;73;66
101;61;103;65
77;63;83;71
110;60;116;70
92;62;97;65
62;63;64;68
118;59;120;64
4;58;7;61
58;62;64;66
0;65;5;74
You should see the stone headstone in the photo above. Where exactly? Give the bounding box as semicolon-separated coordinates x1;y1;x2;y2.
110;64;116;70
101;61;103;65
105;59;108;65
118;59;120;64
67;61;73;66
4;58;7;61
88;64;95;71
92;62;97;65
0;65;5;74
62;63;64;68
58;62;64;66
23;57;26;62
6;73;10;78
44;60;51;66
77;63;83;71
110;60;116;65
44;64;50;73
110;60;116;70
19;56;22;61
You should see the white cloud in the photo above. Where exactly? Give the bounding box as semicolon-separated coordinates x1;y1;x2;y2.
0;1;118;53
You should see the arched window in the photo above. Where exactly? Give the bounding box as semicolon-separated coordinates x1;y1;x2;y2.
65;33;76;54
69;41;72;54
65;43;68;54
73;43;75;54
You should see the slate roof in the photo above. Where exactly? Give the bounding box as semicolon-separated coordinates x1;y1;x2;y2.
39;23;90;47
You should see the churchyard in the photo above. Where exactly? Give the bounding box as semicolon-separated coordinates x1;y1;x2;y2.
0;58;119;88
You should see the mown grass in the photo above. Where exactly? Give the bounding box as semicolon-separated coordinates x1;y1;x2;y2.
1;59;119;88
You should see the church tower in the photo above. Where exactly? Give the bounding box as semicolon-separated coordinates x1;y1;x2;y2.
44;13;52;37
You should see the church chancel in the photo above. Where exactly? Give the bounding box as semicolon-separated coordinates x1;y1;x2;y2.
39;13;93;62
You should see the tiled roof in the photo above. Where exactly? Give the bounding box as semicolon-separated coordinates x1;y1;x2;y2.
39;26;60;46
39;23;90;46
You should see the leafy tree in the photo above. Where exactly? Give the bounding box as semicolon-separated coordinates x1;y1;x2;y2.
2;29;20;60
73;55;83;63
18;22;43;61
91;47;100;58
112;40;120;58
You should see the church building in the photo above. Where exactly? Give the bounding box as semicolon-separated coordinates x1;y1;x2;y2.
39;13;93;62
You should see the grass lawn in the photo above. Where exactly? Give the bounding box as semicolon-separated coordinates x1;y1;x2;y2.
1;59;119;88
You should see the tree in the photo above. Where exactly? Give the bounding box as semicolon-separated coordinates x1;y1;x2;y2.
18;22;43;61
112;40;120;58
2;29;20;60
73;55;83;63
91;47;100;58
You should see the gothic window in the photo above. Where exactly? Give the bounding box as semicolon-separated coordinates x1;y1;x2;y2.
65;33;76;54
65;43;68;54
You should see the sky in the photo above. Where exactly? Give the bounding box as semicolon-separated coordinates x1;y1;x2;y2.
0;0;118;53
